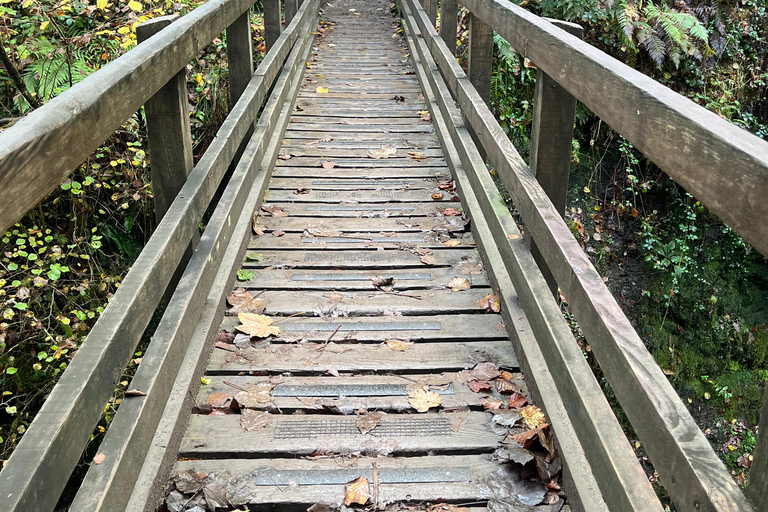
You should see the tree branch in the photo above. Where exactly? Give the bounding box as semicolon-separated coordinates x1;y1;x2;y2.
0;35;41;110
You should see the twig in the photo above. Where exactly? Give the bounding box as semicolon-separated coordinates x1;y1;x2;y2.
272;311;306;324
223;380;249;392
372;462;380;510
0;36;40;109
316;324;342;358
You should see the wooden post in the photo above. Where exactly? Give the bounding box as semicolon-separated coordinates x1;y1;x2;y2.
439;0;458;56
528;19;583;296
264;0;282;51
467;12;493;105
423;0;437;28
226;9;254;107
285;0;298;27
748;386;768;506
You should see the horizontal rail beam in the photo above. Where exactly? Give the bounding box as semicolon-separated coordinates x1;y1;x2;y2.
0;0;255;233
404;0;755;510
460;0;768;258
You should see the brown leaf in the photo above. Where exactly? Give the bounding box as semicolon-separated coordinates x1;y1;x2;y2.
386;339;413;351
277;153;292;160
511;424;549;448
227;288;267;314
448;277;470;291
252;218;265;236
407;151;426;159
431;192;444;200
217;330;235;344
297;396;321;407
344;477;371;506
457;259;483;275
305;227;343;238
477;293;501;313
93;453;105;465
408;386;441;412
125;388;147;397
470;362;501;381
421;113;432;122
480;397;505;410
272;229;285;237
240;409;271;432
293;188;311;195
206;392;234;409
496;378;519;394
368;145;397;159
467;380;492;393
420;254;436;265
372;276;395;292
328;291;344;302
236;313;280;338
321;161;337;169
442;207;461;216
508;392;528;409
261;204;289;217
356;412;383;434
234;382;274;408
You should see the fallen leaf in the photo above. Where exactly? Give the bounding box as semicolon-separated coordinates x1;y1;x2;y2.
480;397;505;410
293;187;311;195
321;161;337;169
449;277;470;291
372;276;395;292
427;505;470;512
240;409;271;431
125;388;147;397
432;192;444;200
492;409;523;427
174;469;206;494
496;378;519;394
272;229;285;237
217;330;235;344
494;442;534;465
438;179;456;191
235;382;274;408
467;380;492;393
93;453;105;465
457;260;483;275
297;396;321;407
328;291;344;302
236;313;280;338
421;113;432;122
344;477;371;506
521;405;547;429
368;145;397;159
277;153;292;160
511;424;549;448
252;219;265;236
477;293;501;313
420;254;436;265
261;204;289;217
407;151;426;159
508;392;528;409
392;95;405;102
227;288;267;314
206;392;234;409
471;362;501;381
408;386;441;412
356;412;383;434
442;207;461;216
386;339;413;351
316;86;329;93
507;234;520;240
443;239;461;247
305;227;342;238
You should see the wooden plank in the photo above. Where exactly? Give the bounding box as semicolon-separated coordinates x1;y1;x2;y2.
265;187;453;202
195;375;524;412
402;4;652;510
226;8;255;107
439;0;458;56
68;5;319;512
248;232;475;250
273;167;448;178
242;248;478;267
287;122;436;132
404;1;754;509
277;147;444;158
244;201;445;216
208;340;518;373
285;0;298;25
0;0;256;233
257;216;469;232
283;131;437;142
467;12;493;105
460;0;768;259
264;0;281;50
179;411;502;456
423;0;437;26
268;176;439;188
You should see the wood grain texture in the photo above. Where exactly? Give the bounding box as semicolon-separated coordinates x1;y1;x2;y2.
403;0;753;510
264;0;282;50
466;12;492;105
248;231;475;250
461;0;768;259
226;9;255;108
0;0;255;233
242;248;479;267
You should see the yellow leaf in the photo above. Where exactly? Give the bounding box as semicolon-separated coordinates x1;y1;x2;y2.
40;21;49;31
127;0;142;11
386;339;413;351
236;313;280;338
316;86;328;93
344;477;371;506
408;386;441;412
117;26;131;34
521;405;547;429
201;377;211;385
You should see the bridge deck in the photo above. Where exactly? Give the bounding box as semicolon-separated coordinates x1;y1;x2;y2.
160;1;566;510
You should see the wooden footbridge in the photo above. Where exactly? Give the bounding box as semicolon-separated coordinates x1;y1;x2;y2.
1;0;767;510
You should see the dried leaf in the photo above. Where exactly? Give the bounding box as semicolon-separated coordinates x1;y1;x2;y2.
511;424;549;448
372;276;395;292
356;412;383;434
321;161;337;169
407;151;426;159
508;392;528;409
467;380;492;393
368;145;397;159
480;397;505;410
344;477;371;506
93;453;105;465
206;392;234;409
443;239;461;247
252;220;265;236
449;277;470;291
386;339;413;351
174;469;206;494
278;153;292;160
457;260;483;275
228;288;267;314
236;313;280;338
240;409;271;432
421;113;432;122
125;388;147;397
470;362;501;381
293;188;311;195
328;291;344;302
521;405;547;429
234;382;274;408
261;204;289;217
431;192;444;200
408;386;441;412
272;229;285;237
442;207;461;216
420;254;436;265
217;330;235;344
474;294;500;314
492;409;523;427
496;378;519;394
427;505;470;512
494;442;534;465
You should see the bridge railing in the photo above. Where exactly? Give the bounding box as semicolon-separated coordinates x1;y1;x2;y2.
0;0;319;510
402;0;768;510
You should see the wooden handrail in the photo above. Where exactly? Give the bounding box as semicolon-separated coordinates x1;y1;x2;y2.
405;0;757;510
0;1;319;510
0;0;254;233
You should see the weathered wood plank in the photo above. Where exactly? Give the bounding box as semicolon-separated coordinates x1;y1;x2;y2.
248;232;475;249
404;1;754;509
242;248;478;267
439;0;458;56
226;8;255;107
264;0;281;50
208;339;518;373
0;0;257;233
466;12;492;105
257;215;468;232
265;187;453;202
285;0;299;25
277;147;444;158
268;176;438;188
460;0;768;258
272;167;449;179
287;121;436;132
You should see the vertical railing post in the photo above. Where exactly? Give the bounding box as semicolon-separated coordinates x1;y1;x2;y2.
264;0;282;51
467;12;493;105
439;0;458;56
137;16;196;299
528;19;583;296
423;0;437;28
226;8;254;108
748;387;768;505
285;0;298;27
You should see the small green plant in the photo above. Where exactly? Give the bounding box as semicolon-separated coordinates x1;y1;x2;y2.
237;269;255;281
